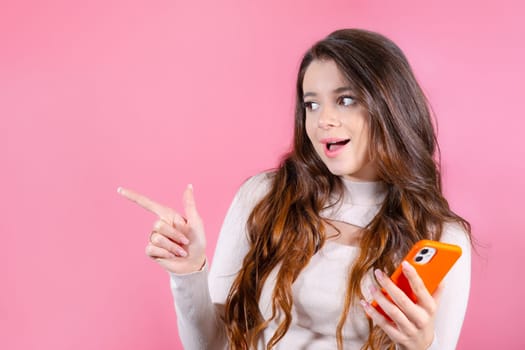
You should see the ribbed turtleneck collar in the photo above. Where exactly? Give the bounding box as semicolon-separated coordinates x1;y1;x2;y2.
320;177;387;228
340;177;387;206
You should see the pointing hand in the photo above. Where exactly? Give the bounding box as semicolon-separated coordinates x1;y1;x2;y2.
117;185;206;274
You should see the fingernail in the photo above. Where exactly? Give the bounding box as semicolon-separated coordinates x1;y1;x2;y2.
188;184;193;190
178;248;187;257
374;269;384;281
181;236;190;245
360;299;369;309
117;187;122;194
402;260;413;271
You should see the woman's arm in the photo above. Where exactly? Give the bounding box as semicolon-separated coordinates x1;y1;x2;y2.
170;263;226;349
169;173;272;350
430;222;472;349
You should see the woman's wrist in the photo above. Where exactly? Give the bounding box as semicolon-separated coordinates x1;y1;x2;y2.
168;255;207;275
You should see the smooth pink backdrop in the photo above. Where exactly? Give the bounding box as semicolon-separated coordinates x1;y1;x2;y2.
2;0;524;349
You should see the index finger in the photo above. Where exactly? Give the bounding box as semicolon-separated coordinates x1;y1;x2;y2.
117;187;174;223
400;261;434;308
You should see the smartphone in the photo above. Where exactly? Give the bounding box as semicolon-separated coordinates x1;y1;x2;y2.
371;240;462;319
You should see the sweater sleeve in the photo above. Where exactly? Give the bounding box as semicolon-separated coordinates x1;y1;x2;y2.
169;173;272;350
169;262;226;350
430;222;472;350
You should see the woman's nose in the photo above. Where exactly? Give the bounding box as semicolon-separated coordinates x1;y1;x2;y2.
318;107;341;129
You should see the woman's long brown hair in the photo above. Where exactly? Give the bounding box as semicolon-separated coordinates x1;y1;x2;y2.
223;29;471;350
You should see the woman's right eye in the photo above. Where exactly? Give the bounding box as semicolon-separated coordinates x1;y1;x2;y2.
303;101;320;111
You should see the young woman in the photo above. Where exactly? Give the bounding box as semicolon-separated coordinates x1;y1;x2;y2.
119;29;471;350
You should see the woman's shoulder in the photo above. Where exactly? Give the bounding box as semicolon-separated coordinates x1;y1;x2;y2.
440;221;471;251
230;170;275;208
236;170;275;197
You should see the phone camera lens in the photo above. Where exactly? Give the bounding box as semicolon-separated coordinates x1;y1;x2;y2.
421;248;429;255
415;256;423;262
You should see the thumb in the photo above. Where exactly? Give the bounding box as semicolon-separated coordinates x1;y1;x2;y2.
183;184;201;226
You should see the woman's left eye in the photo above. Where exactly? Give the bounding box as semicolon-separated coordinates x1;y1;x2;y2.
339;96;355;106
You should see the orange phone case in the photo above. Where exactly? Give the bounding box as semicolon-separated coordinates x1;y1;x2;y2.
371;240;462;318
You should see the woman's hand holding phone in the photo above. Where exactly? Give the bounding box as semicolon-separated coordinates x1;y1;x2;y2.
360;240;461;349
360;261;441;350
117;185;207;275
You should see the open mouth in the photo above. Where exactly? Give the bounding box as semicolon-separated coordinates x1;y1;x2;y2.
326;139;350;151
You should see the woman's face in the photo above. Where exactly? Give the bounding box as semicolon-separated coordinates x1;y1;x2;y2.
303;59;378;182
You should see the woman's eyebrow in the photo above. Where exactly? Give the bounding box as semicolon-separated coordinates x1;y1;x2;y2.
333;86;354;94
303;92;317;98
303;86;354;99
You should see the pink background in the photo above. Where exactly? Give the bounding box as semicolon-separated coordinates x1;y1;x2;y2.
2;0;524;349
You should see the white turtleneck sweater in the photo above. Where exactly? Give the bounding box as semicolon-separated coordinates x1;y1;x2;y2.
169;172;471;350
